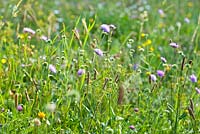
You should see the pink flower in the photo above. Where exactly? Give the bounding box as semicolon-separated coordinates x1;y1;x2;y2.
169;42;179;48
23;27;36;35
157;70;165;77
100;24;110;33
49;64;57;73
94;49;103;56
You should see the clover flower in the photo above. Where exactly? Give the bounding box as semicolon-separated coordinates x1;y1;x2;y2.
94;49;103;56
33;118;41;126
17;105;23;111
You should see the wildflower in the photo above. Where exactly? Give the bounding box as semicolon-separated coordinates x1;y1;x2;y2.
1;59;6;64
133;64;139;70
195;87;200;94
149;47;154;52
17;105;23;112
158;9;165;17
40;35;48;41
157;70;165;77
46;120;50;125
46;103;56;112
146;71;151;75
33;118;41;126
1;108;5;112
190;74;197;83
94;48;103;56
161;57;167;63
129;125;135;130
77;69;85;76
38;112;46;119
184;18;190;23
141;33;145;37
134;108;139;112
100;24;110;33
150;74;157;82
49;64;57;73
23;27;36;35
169;42;179;48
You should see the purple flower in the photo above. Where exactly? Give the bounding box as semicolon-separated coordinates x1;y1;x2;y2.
160;57;167;63
49;64;57;73
133;64;139;70
23;27;36;35
77;69;85;76
169;42;179;48
40;35;48;41
195;87;200;94
158;9;165;17
157;70;165;77
190;74;197;83
100;24;110;33
94;49;103;56
184;18;190;23
150;74;157;82
129;125;135;130
17;105;23;111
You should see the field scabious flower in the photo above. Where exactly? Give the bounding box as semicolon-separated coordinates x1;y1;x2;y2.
157;70;165;77
190;74;197;83
38;112;46;119
94;49;103;56
161;57;167;63
150;74;157;82
77;69;85;76
169;42;179;48
49;64;57;73
23;27;36;35
100;24;110;33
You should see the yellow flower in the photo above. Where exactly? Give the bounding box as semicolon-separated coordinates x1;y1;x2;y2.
137;45;142;49
38;112;46;119
146;71;151;76
149;47;154;52
165;65;171;71
1;59;7;64
187;2;193;7
141;33;145;37
146;39;152;45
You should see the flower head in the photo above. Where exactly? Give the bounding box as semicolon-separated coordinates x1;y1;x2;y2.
129;125;135;130
190;74;197;83
195;87;200;94
49;64;57;73
100;24;110;33
40;35;48;41
33;118;41;126
184;18;190;23
134;108;139;112
1;59;7;64
94;49;103;56
46;103;56;112
77;69;85;76
160;57;167;63
150;74;157;82
23;27;36;35
133;64;139;70
169;42;179;48
38;112;46;119
157;70;165;77
17;105;23;111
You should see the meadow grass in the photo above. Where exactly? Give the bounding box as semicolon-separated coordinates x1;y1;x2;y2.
0;0;200;133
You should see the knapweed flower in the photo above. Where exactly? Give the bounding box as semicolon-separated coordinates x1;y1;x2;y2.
94;48;103;56
46;103;56;112
190;74;197;83
33;118;41;126
49;64;57;73
23;27;36;35
100;24;110;33
150;74;157;82
129;125;135;130
157;70;165;77
38;112;46;119
195;87;200;94
161;57;167;63
77;69;85;76
169;42;179;48
17;105;23;111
